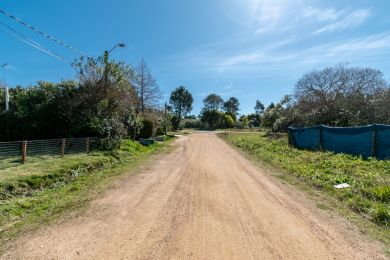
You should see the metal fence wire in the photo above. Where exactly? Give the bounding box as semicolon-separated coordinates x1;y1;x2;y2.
0;141;22;159
0;137;99;163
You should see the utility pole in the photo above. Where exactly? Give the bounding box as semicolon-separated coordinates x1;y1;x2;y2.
164;102;168;135
1;63;9;111
105;43;126;64
103;43;125;94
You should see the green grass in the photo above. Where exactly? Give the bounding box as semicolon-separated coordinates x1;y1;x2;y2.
0;138;173;251
219;131;390;243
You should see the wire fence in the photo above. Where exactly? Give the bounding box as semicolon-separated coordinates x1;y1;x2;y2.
0;137;100;167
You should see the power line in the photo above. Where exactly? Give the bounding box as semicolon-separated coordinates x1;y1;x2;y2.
0;8;87;57
0;23;67;62
0;22;45;50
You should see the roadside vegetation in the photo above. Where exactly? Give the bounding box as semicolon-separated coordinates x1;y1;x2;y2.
171;64;390;132
0;137;173;249
220;132;390;235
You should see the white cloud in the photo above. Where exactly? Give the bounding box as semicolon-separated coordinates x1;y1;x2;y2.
161;3;383;79
171;32;390;77
315;9;371;34
302;6;340;21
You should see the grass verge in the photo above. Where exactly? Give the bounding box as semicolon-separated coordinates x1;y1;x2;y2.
219;131;389;246
0;137;174;251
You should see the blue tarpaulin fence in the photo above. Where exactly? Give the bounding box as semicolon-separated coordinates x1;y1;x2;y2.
288;124;390;160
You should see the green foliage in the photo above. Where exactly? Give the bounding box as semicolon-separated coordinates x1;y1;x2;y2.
372;204;390;225
169;86;194;130
260;96;295;132
373;186;390;202
171;115;184;130
221;132;390;227
224;114;235;128
126;114;143;139
247;113;261;127
200;110;224;129
139;119;154;138
254;100;265;115
261;103;283;128
224;111;237;122
0;57;138;142
238;115;249;128
97;118;127;150
183;118;202;129
223;97;240;115
202;94;224;111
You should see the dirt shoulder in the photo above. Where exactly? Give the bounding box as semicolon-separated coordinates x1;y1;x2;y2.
2;132;387;259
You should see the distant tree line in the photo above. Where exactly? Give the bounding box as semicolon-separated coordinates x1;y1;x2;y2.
169;64;390;132
1;63;389;143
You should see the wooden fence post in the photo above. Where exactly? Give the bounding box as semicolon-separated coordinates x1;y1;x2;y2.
319;126;324;152
372;127;377;158
21;140;27;164
86;137;90;153
61;138;66;158
287;129;292;147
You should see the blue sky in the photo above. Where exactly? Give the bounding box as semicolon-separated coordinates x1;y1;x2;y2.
1;0;390;115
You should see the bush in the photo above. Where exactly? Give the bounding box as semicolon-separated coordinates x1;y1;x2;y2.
372;186;390;202
97;118;126;150
224;112;237;122
139;119;154;138
247;113;261;127
171;115;183;130
238;115;249;128
273;117;289;132
183;118;202;129
224;115;235;128
200;110;224;129
372;204;390;225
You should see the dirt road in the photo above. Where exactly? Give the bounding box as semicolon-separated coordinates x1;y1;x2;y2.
3;132;386;259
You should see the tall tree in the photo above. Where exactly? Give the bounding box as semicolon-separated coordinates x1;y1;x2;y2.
254;100;265;115
202;94;224;111
294;64;388;126
169;86;194;129
223;97;240;115
133;58;161;114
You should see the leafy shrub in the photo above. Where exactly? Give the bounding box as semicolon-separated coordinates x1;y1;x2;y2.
224;114;235;128
97;118;126;150
120;139;147;155
224;112;237;122
200;110;224;129
372;204;390;225
183;118;202;129
171;115;183;130
239;115;249;128
372;186;390;202
126;114;143;139
139;119;154;138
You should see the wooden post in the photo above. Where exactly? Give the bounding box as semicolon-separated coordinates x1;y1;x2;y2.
61;138;66;158
372;127;377;158
164;102;168;135
319;126;324;151
86;137;90;153
21;140;27;164
287;129;292;147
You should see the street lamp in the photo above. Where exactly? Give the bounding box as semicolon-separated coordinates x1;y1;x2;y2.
1;63;9;112
104;43;126;63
